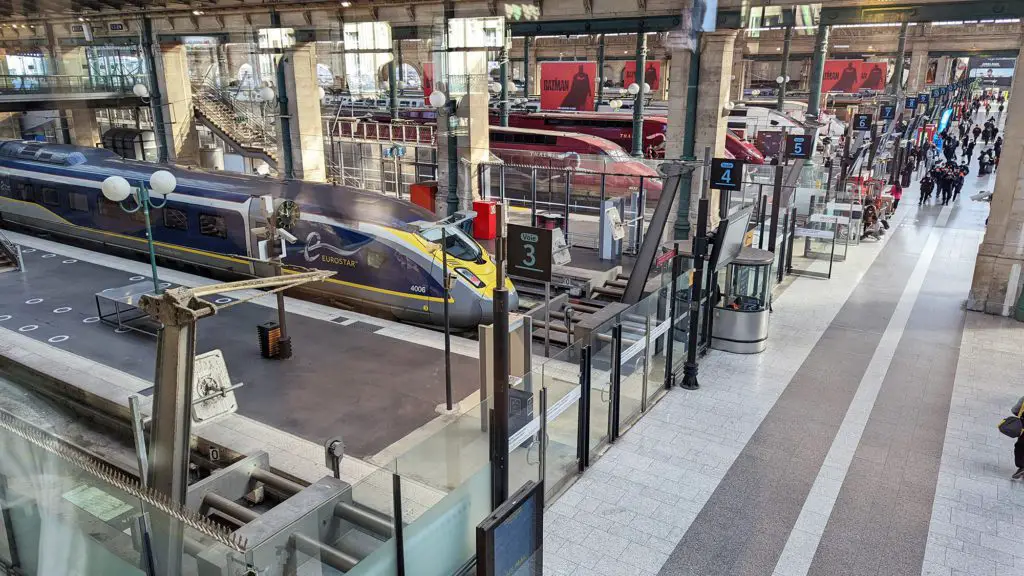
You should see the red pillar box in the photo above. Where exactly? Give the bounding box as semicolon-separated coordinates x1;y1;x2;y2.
472;200;497;240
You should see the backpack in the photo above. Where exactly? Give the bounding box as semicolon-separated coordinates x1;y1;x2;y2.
998;396;1024;438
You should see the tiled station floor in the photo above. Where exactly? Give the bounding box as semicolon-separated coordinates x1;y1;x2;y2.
544;128;1022;576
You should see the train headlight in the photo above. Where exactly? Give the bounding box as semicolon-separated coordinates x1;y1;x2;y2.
455;267;485;288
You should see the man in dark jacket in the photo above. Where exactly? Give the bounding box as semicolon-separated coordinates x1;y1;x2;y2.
919;175;934;205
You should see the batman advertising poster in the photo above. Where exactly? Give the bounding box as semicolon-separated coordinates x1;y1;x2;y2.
624;61;662;91
822;60;862;93
858;62;888;91
540;62;597;111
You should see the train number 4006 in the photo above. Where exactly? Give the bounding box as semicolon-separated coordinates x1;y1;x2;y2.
410;285;428;294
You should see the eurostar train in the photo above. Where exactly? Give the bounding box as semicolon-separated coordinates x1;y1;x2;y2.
0;140;515;327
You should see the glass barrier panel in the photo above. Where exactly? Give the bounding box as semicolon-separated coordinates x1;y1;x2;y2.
618;295;652;432
541;342;583;500
588;318;615;456
508;370;542;495
645;285;671;408
669;269;692;380
339;465;400;576
394;397;491;495
401;463;492;576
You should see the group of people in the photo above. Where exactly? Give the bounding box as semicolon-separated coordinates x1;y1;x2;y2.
971;92;1006;121
918;162;968;206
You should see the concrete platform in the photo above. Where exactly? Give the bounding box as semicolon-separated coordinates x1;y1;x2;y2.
0;233;480;459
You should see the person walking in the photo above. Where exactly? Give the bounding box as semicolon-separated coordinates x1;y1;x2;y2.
919;174;934;205
982;125;993;145
952;168;965;202
995;136;1004;162
964;139;976;163
973;124;983;141
889;182;903;210
998;102;1005;119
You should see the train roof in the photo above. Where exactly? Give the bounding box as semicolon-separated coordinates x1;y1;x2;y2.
0;140;436;229
488;125;623;150
512;110;669;123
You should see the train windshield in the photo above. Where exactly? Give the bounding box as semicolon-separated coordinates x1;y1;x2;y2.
420;225;483;262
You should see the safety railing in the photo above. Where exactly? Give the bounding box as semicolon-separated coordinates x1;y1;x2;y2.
0;74;147;95
328;117;437;145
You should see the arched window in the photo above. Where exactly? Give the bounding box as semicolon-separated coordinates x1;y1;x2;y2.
237;63;255;88
317;63;334;86
398;64;421;89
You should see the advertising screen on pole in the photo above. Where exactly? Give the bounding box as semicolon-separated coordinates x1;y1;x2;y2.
540;62;597;111
821;60;888;93
624;61;662;91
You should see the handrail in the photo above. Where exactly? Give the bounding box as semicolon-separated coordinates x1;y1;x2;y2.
0;229;20;270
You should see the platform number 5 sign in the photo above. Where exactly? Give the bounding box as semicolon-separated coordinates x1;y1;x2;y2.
785;134;813;160
710;159;745;192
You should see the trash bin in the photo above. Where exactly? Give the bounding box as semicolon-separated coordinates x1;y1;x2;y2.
257;321;282;359
537;212;565;231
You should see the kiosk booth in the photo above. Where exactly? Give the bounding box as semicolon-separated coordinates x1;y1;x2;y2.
711;247;774;353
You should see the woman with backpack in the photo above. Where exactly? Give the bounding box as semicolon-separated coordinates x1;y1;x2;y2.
1000;397;1024;479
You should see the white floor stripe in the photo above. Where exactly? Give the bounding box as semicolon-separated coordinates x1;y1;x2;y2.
771;203;951;576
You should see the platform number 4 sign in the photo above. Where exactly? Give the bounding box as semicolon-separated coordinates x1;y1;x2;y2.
853;113;873;132
785;134;813;160
710;159;745;192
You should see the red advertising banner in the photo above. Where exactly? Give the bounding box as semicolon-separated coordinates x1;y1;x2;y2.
422;62;434;105
821;60;889;93
858;61;888;91
540;62;597;111
624;61;662;91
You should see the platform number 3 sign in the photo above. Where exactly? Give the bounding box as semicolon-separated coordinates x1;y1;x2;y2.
710;159;745;192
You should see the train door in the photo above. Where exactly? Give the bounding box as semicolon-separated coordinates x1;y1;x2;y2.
246;198;276;278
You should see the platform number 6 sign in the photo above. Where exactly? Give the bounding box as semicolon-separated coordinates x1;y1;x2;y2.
710;158;745;192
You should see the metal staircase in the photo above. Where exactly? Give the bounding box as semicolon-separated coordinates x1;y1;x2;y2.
192;81;279;169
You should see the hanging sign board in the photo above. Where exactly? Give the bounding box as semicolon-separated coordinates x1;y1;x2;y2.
879;104;896;120
917;93;930;105
507;224;553;282
784;134;813;159
852;113;873;132
540;62;597;111
709;158;745;191
905;97;918;110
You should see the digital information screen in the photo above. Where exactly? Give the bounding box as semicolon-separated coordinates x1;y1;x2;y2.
477;481;544;576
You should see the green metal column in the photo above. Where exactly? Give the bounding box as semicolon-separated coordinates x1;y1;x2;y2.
675;44;701;240
142;17;168;163
631;32;647;158
500;33;510;127
596;34;606;110
777;25;792;112
389;43;399;118
806;23;830;121
890;21;909;96
523;36;531;99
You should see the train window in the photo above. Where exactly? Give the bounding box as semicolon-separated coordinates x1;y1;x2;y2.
68;192;89;212
40;187;59;207
163;207;188;231
13;181;30;201
199;213;227;239
544;135;557;146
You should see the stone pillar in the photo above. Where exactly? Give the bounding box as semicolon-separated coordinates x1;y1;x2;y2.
277;43;327;182
968;69;1024;317
154;43;199;164
731;56;747;103
665;48;692;161
906;43;929;94
692;30;737;230
935;55;951;85
67;109;100;147
57;47;97;147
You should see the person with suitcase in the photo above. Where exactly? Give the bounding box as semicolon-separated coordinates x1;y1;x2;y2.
999;397;1024;479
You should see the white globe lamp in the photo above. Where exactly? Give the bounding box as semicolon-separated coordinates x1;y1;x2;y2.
101;176;131;202
507;81;516;94
429;91;447;108
132;84;149;98
489;81;502;94
776;75;785;85
627;83;640;96
258;86;276;102
256;162;271;176
150;170;177;196
642;82;651;94
609;99;623;110
318;86;326;100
